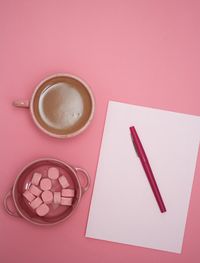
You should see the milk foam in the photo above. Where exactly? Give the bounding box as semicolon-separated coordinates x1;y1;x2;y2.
38;82;83;129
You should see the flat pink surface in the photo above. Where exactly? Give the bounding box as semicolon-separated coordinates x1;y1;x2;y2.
0;1;200;262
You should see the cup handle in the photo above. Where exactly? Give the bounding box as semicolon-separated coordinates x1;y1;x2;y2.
75;167;90;195
3;190;20;217
13;100;30;108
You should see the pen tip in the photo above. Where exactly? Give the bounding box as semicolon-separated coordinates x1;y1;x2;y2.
129;126;135;132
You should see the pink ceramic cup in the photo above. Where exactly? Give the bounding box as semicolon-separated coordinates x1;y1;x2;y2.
13;73;95;138
3;158;90;226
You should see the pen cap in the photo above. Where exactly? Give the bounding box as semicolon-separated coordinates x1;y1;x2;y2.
129;126;146;159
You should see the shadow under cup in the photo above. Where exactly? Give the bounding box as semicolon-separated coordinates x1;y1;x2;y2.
31;75;94;137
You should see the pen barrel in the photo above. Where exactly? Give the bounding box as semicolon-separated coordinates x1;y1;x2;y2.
130;126;166;213
140;158;166;213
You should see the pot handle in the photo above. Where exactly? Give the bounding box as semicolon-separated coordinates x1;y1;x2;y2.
3;190;20;217
75;167;90;195
13;100;30;108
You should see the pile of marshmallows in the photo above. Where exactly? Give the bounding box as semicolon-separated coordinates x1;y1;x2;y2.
23;167;75;217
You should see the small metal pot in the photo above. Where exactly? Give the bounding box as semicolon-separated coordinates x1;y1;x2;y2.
4;158;90;226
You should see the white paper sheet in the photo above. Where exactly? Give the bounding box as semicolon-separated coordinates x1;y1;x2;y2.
86;101;200;253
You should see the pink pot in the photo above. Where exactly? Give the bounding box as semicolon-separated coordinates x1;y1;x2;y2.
4;158;90;226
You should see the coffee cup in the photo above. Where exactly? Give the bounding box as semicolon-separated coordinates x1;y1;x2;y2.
13;73;95;138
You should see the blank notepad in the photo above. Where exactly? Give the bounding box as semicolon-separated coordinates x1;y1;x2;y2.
86;101;200;253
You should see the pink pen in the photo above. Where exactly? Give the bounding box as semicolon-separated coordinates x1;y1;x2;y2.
129;126;166;213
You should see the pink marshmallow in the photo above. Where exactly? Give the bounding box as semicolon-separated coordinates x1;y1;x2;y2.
62;188;75;197
36;203;50;217
30;197;43;209
40;178;52;191
31;172;42;186
60;197;73;206
58;175;69;188
41;190;53;204
53;192;61;204
29;185;42;196
48;167;59;180
23;190;35;202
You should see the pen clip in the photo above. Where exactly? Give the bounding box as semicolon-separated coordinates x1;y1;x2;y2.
130;134;140;158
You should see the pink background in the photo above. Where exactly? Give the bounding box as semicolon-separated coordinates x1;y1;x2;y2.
0;0;200;262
